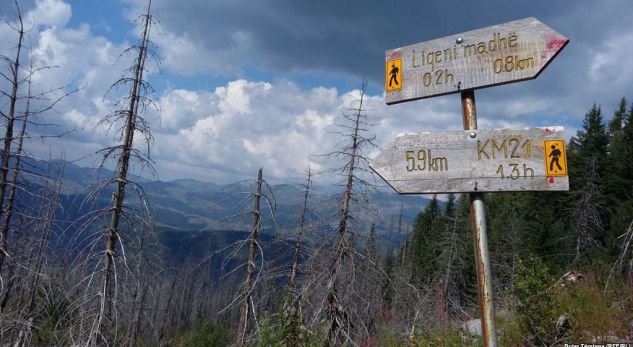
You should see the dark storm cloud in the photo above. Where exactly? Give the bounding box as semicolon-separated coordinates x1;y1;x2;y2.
142;0;633;124
147;0;573;82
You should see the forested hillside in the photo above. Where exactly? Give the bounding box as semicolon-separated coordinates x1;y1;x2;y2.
400;99;633;345
1;1;632;346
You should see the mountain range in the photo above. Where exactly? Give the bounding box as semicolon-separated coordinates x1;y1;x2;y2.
24;159;432;259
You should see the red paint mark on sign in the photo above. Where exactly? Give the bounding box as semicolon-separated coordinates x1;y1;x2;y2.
546;37;567;51
544;127;554;134
548;177;555;184
386;50;401;60
541;35;568;60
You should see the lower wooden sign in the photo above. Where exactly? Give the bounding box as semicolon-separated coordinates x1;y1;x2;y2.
370;126;569;194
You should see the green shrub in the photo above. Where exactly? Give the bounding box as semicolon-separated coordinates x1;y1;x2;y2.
252;311;323;347
410;329;480;347
174;318;229;347
553;273;633;343
513;254;556;345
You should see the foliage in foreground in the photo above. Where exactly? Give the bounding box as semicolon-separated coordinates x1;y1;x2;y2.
172;318;230;347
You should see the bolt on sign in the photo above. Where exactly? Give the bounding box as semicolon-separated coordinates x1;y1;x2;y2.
370;127;569;194
385;17;568;104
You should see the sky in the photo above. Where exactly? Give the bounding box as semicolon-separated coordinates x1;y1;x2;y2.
1;0;632;184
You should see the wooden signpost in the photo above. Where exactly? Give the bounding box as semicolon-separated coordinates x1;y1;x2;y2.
371;127;569;194
385;17;568;104
374;17;569;347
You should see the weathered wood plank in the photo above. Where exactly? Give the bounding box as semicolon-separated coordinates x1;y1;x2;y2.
370;126;569;193
385;17;568;104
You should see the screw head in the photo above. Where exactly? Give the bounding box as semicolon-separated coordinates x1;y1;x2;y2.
456;37;463;44
469;132;477;138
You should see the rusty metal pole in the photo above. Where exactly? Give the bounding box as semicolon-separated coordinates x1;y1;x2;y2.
461;90;498;347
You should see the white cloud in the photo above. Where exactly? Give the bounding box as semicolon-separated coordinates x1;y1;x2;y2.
149;79;492;183
31;23;126;93
0;1;139;161
26;0;72;28
158;89;215;131
295;109;335;136
63;109;95;128
216;79;270;114
152;80;347;182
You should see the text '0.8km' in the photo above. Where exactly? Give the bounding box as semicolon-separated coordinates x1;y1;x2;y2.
385;17;568;104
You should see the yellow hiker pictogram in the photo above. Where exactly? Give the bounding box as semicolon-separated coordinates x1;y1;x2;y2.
386;59;402;92
544;140;567;176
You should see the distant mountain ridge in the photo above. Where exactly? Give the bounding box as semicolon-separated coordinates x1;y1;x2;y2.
26;159;430;237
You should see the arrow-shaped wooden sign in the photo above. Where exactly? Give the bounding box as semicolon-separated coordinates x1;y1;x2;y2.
370;127;569;194
385;17;568;104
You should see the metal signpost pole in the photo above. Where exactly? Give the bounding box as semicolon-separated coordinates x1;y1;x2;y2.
375;17;569;347
461;90;498;346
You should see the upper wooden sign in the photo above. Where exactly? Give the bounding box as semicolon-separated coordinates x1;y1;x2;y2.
385;17;568;104
369;127;569;194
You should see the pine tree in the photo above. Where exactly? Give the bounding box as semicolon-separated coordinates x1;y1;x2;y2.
410;196;441;284
570;104;609;174
432;193;470;324
606;99;633;255
608;98;627;141
568;104;609;264
445;193;456;218
486;192;526;292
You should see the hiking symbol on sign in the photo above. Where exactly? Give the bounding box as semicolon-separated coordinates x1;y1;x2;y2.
385;58;402;92
544;139;567;176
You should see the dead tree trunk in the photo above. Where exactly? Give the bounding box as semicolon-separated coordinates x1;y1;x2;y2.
574;159;602;264
282;166;311;345
90;1;155;344
606;220;633;290
1;26;74;320
286;166;311;306
325;82;368;346
12;164;63;347
0;57;31;311
0;2;24;271
158;275;177;341
124;233;150;347
236;167;263;347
